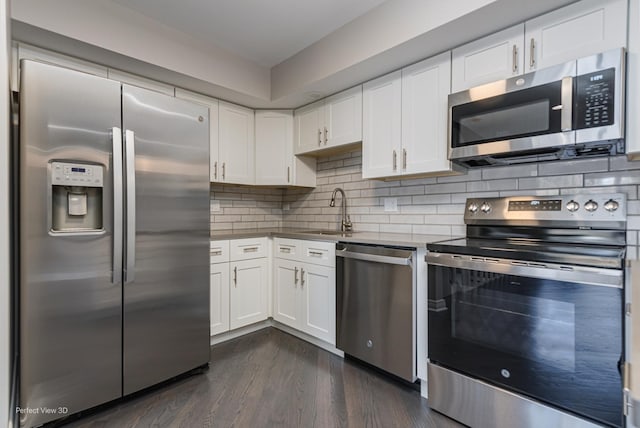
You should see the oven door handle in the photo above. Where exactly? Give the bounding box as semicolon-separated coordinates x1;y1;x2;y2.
426;252;623;288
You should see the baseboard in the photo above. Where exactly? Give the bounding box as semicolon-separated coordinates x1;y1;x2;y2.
210;320;272;346
270;320;344;357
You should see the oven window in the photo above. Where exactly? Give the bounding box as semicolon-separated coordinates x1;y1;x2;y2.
451;80;563;147
428;264;623;427
453;274;576;372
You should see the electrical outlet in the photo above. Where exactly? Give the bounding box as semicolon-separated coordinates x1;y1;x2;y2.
210;200;221;212
384;198;398;212
282;202;290;211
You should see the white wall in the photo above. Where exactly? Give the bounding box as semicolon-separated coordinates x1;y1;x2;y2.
10;0;271;102
0;0;10;425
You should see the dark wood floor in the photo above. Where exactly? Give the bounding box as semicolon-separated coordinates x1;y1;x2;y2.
62;328;463;428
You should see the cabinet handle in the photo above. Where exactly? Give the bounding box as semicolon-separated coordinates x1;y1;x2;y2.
213;161;218;180
233;266;237;286
300;268;305;286
210;250;222;256
393;150;397;171
512;44;518;73
242;247;259;253
287;166;290;183
222;162;226;180
403;148;407;170
324;127;328;145
529;38;535;69
280;247;292;253
294;266;298;284
309;251;324;257
318;129;322;146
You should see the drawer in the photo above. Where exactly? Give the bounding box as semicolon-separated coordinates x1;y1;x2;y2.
230;237;268;261
303;241;335;267
273;237;302;261
210;240;229;264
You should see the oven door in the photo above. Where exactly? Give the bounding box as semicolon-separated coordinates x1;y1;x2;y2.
448;60;576;162
427;252;624;428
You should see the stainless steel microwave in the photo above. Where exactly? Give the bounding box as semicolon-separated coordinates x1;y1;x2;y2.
448;48;625;167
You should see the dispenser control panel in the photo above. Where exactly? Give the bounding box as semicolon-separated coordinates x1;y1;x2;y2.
51;162;104;187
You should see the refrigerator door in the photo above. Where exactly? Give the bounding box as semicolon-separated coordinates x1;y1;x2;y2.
122;85;210;395
19;60;123;427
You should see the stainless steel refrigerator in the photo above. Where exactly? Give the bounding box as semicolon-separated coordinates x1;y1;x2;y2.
18;60;210;427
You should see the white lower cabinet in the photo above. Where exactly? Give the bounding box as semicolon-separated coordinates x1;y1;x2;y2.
230;258;269;330
273;238;336;345
209;263;230;336
210;238;269;336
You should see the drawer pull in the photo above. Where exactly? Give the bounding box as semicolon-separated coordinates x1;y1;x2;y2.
242;247;259;253
309;251;324;257
280;247;292;253
210;250;223;256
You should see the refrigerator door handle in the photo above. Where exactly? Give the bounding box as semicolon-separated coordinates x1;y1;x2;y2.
112;127;124;283
124;129;136;283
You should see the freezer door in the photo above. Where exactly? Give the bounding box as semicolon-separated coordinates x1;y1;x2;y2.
19;60;122;427
122;85;210;395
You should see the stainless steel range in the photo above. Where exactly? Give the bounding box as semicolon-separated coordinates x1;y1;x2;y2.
426;194;627;428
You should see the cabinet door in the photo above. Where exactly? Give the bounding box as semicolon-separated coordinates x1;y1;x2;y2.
451;24;524;93
255;110;294;185
219;101;255;185
273;258;301;329
294;100;323;154
175;89;219;182
402;52;457;176
210;263;230;336
324;86;363;148
525;0;627;72
301;264;336;345
229;258;268;330
362;71;402;179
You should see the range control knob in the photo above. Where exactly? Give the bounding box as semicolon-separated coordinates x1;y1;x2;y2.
566;200;580;212
584;200;599;212
480;202;492;213
468;203;479;213
604;199;619;212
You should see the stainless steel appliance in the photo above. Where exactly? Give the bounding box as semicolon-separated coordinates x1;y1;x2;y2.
18;60;210;427
427;194;627;427
448;49;625;167
336;243;415;382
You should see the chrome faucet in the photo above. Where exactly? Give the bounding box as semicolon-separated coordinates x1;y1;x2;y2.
329;187;352;232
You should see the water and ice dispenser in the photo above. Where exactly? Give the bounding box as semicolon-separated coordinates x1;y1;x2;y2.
50;161;104;232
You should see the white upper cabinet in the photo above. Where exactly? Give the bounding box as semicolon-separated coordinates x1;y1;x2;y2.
363;55;462;180
524;0;627;73
402;52;457;176
294;86;363;155
294;100;324;154
452;0;627;93
452;24;524;93
219;101;255;185
255;110;316;187
324;86;363;149
255;110;294;185
174;89;219;183
362;71;402;179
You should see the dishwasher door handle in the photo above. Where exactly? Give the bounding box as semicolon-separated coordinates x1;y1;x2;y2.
337;249;412;266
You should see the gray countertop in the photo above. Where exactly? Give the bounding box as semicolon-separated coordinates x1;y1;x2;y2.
211;228;456;248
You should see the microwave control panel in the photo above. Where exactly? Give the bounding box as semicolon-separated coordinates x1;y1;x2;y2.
575;67;615;130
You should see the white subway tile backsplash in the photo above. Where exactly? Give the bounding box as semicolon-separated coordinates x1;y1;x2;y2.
211;152;640;255
538;158;608;176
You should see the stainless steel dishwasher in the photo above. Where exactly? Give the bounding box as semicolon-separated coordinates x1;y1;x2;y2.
336;243;416;382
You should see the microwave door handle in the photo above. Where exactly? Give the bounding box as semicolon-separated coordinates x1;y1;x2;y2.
561;76;573;131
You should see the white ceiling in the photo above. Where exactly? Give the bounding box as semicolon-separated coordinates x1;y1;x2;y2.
109;0;387;68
